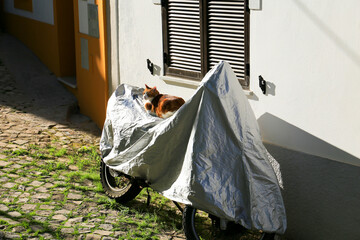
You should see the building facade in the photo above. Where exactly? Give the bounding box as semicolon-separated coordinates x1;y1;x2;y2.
107;1;360;239
2;0;108;127
3;0;360;239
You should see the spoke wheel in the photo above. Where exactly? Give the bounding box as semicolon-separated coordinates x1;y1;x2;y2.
100;160;142;203
182;206;275;240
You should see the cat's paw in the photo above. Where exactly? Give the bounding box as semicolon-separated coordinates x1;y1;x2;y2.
161;111;175;119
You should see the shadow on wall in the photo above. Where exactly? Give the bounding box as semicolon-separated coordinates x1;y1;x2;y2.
258;112;359;167
265;143;360;240
259;114;360;239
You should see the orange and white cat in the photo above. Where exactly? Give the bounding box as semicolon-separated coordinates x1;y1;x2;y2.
143;84;185;119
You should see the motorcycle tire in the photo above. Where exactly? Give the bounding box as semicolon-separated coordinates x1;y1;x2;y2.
182;206;275;240
100;159;142;204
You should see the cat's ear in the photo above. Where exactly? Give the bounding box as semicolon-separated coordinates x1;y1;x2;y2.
153;86;157;90
145;84;150;89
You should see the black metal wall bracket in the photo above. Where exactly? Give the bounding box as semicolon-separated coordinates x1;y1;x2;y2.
259;75;266;94
147;59;154;75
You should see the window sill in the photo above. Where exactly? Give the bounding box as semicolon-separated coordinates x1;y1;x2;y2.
161;76;200;89
244;89;254;97
161;76;253;96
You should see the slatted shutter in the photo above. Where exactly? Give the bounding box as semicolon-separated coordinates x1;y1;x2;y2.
163;0;202;80
207;0;249;87
162;0;249;87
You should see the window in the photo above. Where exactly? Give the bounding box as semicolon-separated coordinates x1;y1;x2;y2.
162;0;250;88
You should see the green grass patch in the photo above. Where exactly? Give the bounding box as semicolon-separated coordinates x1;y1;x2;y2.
65;171;100;183
0;219;8;225
0;139;188;239
9;149;29;156
54;148;67;157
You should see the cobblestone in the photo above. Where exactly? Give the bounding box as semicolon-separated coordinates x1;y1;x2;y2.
0;33;187;240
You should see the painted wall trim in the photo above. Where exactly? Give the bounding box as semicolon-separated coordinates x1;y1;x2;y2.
106;0;120;96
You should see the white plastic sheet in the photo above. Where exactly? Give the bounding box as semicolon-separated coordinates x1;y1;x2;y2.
100;62;287;234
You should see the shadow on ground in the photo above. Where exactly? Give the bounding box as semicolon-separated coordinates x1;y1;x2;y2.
0;33;101;137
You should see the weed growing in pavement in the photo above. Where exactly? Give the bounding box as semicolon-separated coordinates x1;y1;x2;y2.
8;148;29;156
0;141;186;240
0;218;8;225
55;148;67;157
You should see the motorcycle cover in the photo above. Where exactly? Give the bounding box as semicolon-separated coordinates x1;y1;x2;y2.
100;61;287;234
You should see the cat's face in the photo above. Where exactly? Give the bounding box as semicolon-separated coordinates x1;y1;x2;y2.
143;85;159;101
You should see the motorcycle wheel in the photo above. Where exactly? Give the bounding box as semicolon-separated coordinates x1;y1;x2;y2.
182;206;275;240
100;159;142;204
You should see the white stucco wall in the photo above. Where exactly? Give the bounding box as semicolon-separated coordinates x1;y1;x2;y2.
4;0;54;25
112;0;360;166
249;0;360;166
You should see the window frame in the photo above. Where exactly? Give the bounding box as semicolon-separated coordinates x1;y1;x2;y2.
161;0;250;88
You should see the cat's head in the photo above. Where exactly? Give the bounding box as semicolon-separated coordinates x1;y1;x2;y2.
143;84;159;101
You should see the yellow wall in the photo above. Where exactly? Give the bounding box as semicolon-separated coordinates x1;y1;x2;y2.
3;12;62;75
2;0;108;128
3;0;75;77
73;0;108;128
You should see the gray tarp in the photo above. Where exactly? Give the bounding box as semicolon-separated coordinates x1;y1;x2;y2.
100;61;287;234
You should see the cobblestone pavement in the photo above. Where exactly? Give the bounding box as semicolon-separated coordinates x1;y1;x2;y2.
0;34;185;240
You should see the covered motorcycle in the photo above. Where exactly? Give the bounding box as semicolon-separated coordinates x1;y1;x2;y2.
100;61;287;234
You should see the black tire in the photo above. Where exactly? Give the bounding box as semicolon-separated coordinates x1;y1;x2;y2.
182;205;198;240
100;160;142;204
182;206;220;240
182;206;275;240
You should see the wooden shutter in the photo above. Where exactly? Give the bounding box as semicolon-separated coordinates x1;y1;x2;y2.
162;0;249;87
207;0;249;87
163;0;202;80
